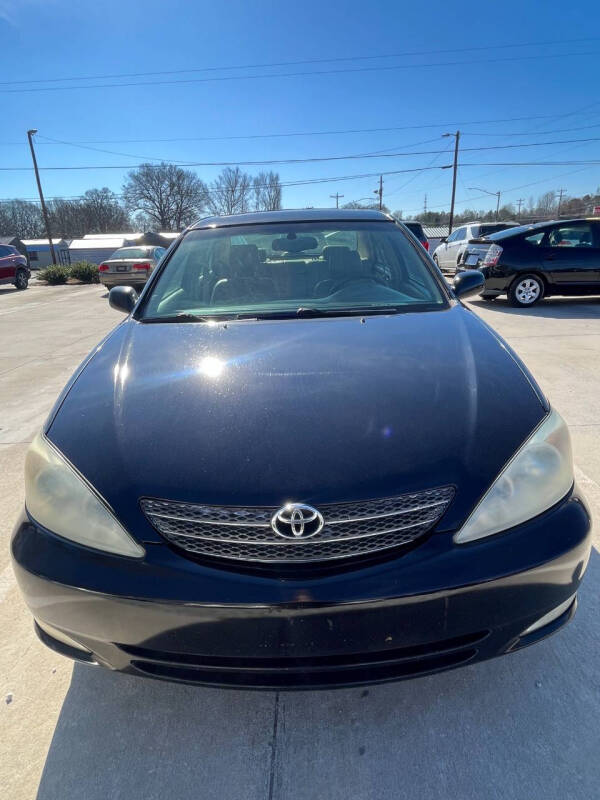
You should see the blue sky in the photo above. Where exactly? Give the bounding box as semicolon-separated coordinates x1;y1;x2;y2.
1;0;599;217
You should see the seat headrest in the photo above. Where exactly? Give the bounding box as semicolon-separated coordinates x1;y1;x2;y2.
322;246;350;261
230;244;260;276
326;247;364;279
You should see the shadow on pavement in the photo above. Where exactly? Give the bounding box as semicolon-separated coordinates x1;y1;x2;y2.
37;551;600;800
469;295;600;320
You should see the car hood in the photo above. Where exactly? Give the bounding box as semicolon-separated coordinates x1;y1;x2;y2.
47;305;546;540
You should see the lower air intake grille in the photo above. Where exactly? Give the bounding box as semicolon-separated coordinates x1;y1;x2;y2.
140;486;454;564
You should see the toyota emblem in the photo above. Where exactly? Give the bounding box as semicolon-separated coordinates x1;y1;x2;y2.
271;503;324;539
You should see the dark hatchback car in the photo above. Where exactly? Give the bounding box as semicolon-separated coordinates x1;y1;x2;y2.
12;209;591;689
457;218;600;307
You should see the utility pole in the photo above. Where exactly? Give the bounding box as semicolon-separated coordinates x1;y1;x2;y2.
495;191;501;221
374;175;383;211
516;198;524;221
424;194;428;214
329;192;344;209
556;188;566;218
443;131;460;234
27;129;57;265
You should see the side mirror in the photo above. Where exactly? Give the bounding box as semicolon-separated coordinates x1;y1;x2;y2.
109;285;138;314
439;237;447;243
452;269;485;300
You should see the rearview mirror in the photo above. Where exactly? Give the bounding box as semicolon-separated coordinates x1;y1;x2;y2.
452;270;485;300
109;285;138;314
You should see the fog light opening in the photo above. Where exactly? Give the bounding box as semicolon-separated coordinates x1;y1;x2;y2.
36;619;92;654
522;594;577;636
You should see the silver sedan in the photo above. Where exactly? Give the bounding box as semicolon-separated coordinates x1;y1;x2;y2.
99;246;166;289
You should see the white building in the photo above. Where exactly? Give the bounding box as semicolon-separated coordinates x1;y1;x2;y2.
22;238;70;269
69;232;180;264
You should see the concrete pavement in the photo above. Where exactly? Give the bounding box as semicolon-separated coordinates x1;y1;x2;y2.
1;285;599;799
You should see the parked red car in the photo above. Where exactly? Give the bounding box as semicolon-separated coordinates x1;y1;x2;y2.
0;245;30;290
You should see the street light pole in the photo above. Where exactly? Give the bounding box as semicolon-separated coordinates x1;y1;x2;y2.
468;186;501;221
27;129;57;266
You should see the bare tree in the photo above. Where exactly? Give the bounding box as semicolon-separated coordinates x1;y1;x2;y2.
123;163;209;230
537;190;557;217
48;189;130;238
81;188;131;233
48;199;84;238
208;167;252;216
0;199;44;238
343;200;391;214
253;171;282;211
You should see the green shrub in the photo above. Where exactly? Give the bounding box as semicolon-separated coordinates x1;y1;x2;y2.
69;260;99;283
37;264;70;285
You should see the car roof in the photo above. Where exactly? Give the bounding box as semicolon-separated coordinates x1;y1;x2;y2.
189;208;394;229
487;217;596;241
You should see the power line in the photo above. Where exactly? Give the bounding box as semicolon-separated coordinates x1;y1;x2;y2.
460;121;600;137
33;133;444;167
2;37;596;87
3;135;600;171
0;165;451;204
3;160;598;209
403;165;594;215
3;112;599;148
0;50;597;94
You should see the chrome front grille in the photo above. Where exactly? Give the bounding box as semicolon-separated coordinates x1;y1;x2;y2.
141;486;454;564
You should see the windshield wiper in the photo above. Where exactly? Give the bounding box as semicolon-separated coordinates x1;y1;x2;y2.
141;312;239;323
249;306;408;320
142;306;410;323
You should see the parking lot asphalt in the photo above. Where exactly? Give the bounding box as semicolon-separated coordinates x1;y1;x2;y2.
1;284;599;800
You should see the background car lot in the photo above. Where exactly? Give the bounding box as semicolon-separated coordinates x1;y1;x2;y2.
1;283;599;800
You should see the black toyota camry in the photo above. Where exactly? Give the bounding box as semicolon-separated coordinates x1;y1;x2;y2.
11;209;591;689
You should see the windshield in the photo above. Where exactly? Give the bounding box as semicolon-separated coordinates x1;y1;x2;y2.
141;221;447;320
109;247;150;259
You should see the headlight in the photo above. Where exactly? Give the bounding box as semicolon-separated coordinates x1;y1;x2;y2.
25;433;145;557
455;409;573;543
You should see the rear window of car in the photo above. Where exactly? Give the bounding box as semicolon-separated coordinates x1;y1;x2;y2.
141;221;448;320
109;247;150;259
403;222;425;240
477;223;518;237
486;223;550;242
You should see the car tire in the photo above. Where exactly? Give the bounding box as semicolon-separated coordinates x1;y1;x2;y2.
14;269;29;290
508;274;544;308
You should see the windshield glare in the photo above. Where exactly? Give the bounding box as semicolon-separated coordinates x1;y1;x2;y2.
141;222;447;320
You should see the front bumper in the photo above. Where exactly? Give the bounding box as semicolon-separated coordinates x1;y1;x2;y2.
11;490;592;689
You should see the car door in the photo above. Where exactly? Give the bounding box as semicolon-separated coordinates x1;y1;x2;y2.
438;229;457;267
0;246;14;282
539;222;600;292
446;226;467;268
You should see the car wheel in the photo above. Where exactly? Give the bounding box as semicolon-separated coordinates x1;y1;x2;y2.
508;274;544;308
14;269;29;290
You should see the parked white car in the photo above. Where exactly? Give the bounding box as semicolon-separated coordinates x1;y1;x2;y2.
432;221;518;275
